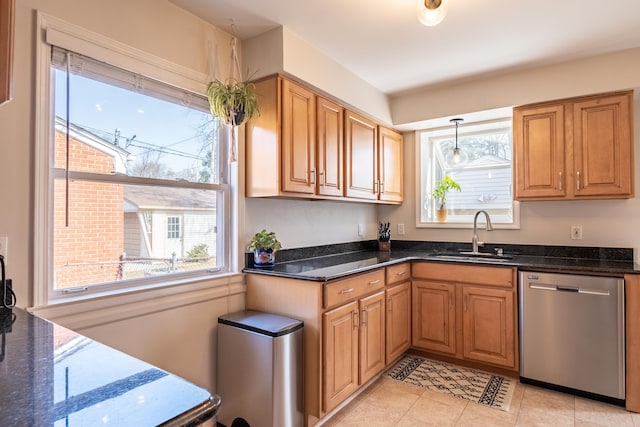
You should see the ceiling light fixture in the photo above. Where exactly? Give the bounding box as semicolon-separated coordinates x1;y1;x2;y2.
450;117;467;165
417;0;449;26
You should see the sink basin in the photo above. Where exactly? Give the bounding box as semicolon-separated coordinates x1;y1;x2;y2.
430;251;512;261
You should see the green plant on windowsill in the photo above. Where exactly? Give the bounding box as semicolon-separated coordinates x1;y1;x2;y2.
432;176;461;222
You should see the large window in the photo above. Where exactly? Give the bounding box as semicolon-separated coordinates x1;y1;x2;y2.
418;117;519;228
36;21;231;302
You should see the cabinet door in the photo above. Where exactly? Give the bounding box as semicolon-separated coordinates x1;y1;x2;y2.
386;282;411;364
316;96;344;197
323;301;359;412
345;110;378;200
378;126;403;203
513;104;566;199
572;92;633;198
359;291;386;384
462;286;516;368
281;79;316;194
412;280;456;355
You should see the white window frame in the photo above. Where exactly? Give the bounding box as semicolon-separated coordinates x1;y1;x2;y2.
33;12;235;308
415;111;520;230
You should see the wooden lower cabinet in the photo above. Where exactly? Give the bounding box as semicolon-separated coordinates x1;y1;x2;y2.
411;262;518;371
323;301;359;412
386;281;411;363
412;280;456;355
323;290;385;413
359;291;386;384
462;286;515;368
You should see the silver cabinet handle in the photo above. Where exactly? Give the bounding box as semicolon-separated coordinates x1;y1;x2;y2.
339;288;354;294
380;182;385;194
309;169;316;184
318;171;325;186
353;310;359;328
558;171;563;190
396;271;407;277
576;171;580;190
388;297;393;311
368;279;380;285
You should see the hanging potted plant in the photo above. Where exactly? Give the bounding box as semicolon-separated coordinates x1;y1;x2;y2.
206;37;260;162
432;175;461;222
248;229;282;268
206;77;259;128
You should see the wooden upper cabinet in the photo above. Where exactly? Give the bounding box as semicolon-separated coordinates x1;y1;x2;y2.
514;104;566;199
281;79;316;194
0;0;15;105
316;96;344;197
572;93;633;198
345;110;378;200
514;90;634;200
246;74;403;204
378;126;404;203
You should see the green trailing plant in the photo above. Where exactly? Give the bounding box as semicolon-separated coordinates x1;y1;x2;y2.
206;78;260;127
432;175;461;209
248;229;282;252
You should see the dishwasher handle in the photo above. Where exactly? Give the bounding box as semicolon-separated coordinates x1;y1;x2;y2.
528;283;610;296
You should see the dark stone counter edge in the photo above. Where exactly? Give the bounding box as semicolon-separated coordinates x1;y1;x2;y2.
161;394;221;427
243;240;639;281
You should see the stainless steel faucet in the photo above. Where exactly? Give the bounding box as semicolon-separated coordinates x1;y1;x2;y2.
471;210;493;253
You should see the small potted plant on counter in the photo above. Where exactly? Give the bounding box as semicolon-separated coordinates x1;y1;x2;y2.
432;175;461;222
378;222;391;252
248;229;282;268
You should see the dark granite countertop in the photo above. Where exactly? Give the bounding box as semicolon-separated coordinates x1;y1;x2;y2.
0;308;220;426
243;240;640;281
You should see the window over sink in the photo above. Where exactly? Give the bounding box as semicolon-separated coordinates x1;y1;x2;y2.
416;113;520;228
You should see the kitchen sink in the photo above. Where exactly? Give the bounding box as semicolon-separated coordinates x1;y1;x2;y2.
430;251;513;261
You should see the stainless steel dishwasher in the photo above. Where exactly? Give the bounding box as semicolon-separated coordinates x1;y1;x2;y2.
519;271;625;404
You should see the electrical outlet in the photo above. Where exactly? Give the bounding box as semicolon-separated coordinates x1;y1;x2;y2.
397;223;405;236
0;236;7;263
571;226;583;240
357;224;364;237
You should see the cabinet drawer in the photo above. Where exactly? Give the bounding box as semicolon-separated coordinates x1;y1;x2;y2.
386;262;410;286
325;270;385;308
412;262;514;288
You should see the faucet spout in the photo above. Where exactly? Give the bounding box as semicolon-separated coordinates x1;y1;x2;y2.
471;210;493;253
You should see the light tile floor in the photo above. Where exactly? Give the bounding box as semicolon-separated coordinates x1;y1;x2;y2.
322;376;640;427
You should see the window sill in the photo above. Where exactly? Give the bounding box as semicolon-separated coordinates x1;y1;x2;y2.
29;272;245;330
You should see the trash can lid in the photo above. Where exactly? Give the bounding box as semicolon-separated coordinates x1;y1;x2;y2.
218;310;303;337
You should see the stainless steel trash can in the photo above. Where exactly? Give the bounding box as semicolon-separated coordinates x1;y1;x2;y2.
217;310;303;427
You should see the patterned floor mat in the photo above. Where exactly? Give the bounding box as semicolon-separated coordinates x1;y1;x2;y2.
384;355;516;411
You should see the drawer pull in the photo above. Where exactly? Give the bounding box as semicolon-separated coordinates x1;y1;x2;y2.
339;288;354;294
388;297;393;311
368;279;381;286
353;310;359;328
396;271;407;276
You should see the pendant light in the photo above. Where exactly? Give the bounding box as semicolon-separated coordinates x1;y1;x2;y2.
417;0;449;27
449;117;468;165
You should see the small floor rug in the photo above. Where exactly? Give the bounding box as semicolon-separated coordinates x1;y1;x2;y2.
384;355;516;412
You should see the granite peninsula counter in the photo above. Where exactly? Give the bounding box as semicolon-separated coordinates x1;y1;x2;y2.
0;308;220;426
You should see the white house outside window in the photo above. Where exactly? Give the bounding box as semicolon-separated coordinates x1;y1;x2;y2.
417;117;520;228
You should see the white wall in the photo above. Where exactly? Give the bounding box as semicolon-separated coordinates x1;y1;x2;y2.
244;198;378;249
